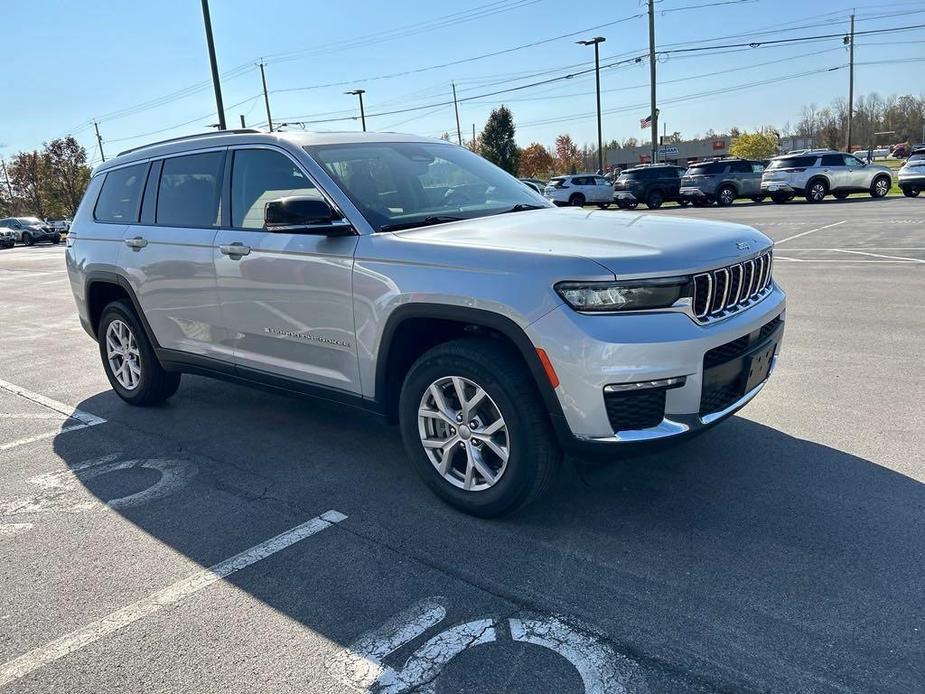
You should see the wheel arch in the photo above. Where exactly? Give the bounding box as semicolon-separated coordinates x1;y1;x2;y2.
805;175;830;193
85;271;160;348
375;304;566;428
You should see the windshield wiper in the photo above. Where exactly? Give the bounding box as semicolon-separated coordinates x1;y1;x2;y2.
379;215;464;232
501;203;546;213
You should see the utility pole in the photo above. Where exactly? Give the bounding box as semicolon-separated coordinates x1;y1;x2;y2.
577;37;606;173
846;13;855;152
472;123;476;149
240;115;246;128
346;89;367;131
647;0;658;165
200;0;226;130
93;121;106;162
259;61;273;132
452;82;463;146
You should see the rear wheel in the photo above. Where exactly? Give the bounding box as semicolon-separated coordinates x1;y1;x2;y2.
870;175;890;198
645;190;664;209
716;185;736;207
902;187;920;197
98;301;181;406
677;199;690;207
751;195;766;203
805;179;828;203
833;191;850;200
596;202;611;209
22;233;33;246
568;193;585;207
399;339;561;517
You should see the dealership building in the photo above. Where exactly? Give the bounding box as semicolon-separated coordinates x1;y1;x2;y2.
604;134;816;170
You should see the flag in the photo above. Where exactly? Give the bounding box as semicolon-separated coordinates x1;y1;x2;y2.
640;114;652;129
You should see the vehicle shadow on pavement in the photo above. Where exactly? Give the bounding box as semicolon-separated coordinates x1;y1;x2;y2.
52;381;924;693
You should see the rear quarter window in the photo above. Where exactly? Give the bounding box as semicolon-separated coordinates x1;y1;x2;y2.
94;163;148;223
769;156;817;169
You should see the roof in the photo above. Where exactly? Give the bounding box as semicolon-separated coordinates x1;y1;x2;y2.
96;129;449;174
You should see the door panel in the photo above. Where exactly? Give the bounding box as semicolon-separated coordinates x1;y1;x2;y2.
843;155;868;188
215;146;362;392
214;231;360;390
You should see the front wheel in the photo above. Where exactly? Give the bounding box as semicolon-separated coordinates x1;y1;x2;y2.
870;175;890;198
568;193;585;207
98;301;181;406
805;180;828;203
716;185;736;207
22;233;34;246
645;190;664;209
399;339;561;517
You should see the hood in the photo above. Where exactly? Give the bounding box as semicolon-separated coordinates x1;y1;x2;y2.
393;207;772;278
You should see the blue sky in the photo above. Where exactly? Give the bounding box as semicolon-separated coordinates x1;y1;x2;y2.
3;0;923;164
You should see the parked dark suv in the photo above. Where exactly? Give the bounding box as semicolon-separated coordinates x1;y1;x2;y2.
680;158;766;206
613;165;685;209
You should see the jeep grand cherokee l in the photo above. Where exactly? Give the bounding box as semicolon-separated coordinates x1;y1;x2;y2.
66;130;785;516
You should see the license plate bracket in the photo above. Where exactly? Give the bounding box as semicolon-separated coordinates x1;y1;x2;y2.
744;341;776;392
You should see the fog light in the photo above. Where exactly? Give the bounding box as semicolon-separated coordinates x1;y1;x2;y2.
603;376;686;393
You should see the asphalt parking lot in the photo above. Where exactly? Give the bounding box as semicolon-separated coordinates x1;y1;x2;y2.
1;197;922;693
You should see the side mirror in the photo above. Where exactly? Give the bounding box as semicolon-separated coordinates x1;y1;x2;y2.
264;196;353;236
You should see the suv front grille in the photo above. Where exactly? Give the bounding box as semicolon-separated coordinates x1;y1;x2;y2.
604;389;666;432
692;251;773;321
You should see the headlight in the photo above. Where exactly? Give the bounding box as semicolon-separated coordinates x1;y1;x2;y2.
555;277;691;312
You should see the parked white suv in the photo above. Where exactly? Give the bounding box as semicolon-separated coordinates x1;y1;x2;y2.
543;174;614;208
66;130;785;516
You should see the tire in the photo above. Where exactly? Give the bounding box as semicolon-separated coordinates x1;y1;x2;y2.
833;191;850;200
52;234;61;244
98;300;181;406
596;202;611;209
645;190;664;209
716;185;736;207
771;193;791;204
902;187;920;198
805;179;828;203
622;200;639;210
870;175;890;198
568;193;585;207
751;196;766;203
22;233;34;246
398;338;561;517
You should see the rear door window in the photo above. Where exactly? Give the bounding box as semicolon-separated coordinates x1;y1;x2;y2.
688;163;724;175
769;156;817;169
156;152;224;227
94;164;148;223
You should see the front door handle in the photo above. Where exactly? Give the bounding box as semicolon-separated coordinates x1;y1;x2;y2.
220;243;251;257
124;236;147;250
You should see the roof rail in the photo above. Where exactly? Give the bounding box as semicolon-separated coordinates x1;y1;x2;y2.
117;128;264;157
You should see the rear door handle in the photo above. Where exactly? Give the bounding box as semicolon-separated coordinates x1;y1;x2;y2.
220;243;251;257
124;236;147;250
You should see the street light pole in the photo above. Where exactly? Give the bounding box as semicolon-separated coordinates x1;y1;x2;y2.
346;90;367;132
200;0;226;130
577;37;606;173
846;13;855;151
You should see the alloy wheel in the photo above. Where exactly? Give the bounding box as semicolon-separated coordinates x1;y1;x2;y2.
874;178;889;197
810;182;826;201
417;376;509;491
105;319;141;390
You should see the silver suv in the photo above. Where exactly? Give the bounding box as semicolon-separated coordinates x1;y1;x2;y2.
761;150;893;203
66;130;786;516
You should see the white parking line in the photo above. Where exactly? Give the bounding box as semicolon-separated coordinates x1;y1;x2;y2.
775;220;847;245
0;510;347;688
0;379;106;452
832;248;924;263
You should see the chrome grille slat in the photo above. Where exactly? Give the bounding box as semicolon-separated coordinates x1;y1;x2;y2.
691;251;773;323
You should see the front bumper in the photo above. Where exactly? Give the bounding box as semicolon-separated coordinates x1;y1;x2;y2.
613;190;639;202
898;174;925;187
0;238;14;248
528;284;786;448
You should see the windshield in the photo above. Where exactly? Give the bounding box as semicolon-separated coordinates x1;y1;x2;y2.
304;142;549;232
17;217;43;225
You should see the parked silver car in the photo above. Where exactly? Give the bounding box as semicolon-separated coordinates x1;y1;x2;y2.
898;149;925;197
0;217;61;245
66;130;785;516
761;150;893;203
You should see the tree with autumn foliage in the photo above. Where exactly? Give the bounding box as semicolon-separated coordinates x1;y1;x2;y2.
518;143;554;178
554;134;582;174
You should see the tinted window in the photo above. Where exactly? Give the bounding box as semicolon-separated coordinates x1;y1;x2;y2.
751;163;765;173
231;149;321;229
688;162;724;175
94;164;147;222
620;169;648;180
729;162;752;173
821;154;843;167
156;152;224;227
768;156;817;169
